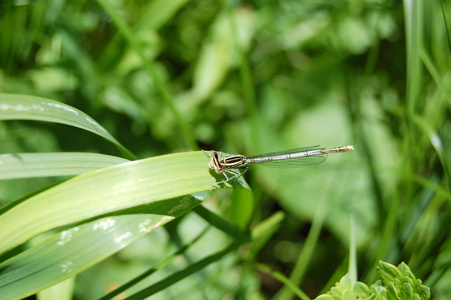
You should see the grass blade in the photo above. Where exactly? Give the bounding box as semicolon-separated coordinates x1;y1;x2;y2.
256;264;311;300
99;226;209;300
0;94;135;159
125;240;243;300
0;151;244;255
0;152;128;180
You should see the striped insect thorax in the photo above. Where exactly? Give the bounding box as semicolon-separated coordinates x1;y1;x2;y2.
221;155;246;169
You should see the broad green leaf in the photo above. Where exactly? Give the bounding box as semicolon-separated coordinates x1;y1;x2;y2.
0;152;128;180
0;151;246;255
0;94;135;159
269;101;382;246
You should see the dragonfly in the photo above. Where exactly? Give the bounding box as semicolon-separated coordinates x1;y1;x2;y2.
203;145;354;189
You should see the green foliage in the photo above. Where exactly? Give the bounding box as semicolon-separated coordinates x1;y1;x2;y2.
0;0;450;298
0;96;251;299
316;261;430;300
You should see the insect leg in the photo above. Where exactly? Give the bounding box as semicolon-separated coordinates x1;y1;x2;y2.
210;167;248;190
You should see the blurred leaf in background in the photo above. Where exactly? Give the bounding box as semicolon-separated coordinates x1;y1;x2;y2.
1;0;451;299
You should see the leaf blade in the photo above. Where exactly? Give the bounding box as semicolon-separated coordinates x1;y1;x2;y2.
0;152;129;180
0;94;135;159
0;210;198;299
0;151;235;255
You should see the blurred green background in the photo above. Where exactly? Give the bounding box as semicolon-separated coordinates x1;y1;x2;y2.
1;0;450;299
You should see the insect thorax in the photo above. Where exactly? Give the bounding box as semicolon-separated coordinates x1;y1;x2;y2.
221;155;246;169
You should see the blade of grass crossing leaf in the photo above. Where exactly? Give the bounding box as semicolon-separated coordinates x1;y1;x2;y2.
99;225;210;300
256;264;311;300
0;94;136;160
194;205;248;240
125;240;243;300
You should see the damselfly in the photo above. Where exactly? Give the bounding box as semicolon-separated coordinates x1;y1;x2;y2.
204;145;354;188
